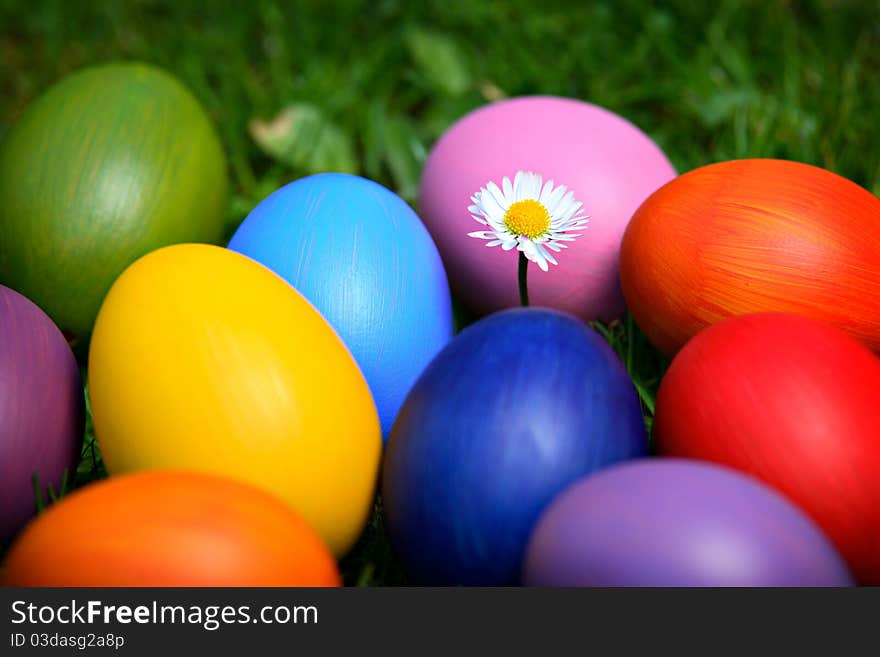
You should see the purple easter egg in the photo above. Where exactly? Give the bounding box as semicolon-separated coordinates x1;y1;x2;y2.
419;96;676;323
523;459;853;586
1;285;84;543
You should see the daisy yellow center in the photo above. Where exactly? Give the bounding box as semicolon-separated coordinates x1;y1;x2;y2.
503;199;550;239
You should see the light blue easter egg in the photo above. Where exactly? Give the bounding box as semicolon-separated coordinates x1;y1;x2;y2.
229;173;454;439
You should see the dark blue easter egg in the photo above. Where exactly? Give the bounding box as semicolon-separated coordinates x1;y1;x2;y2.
382;308;648;585
229;173;453;438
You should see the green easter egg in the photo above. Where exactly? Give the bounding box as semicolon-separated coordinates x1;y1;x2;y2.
0;62;228;349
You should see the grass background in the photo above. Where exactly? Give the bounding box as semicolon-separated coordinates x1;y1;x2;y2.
1;0;878;584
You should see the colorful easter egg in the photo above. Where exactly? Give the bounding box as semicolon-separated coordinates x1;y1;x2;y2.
0;285;83;544
88;244;381;556
383;308;648;585
524;459;853;587
229;173;453;438
654;313;880;584
1;471;340;586
0;62;227;348
620;158;880;355
419;96;676;323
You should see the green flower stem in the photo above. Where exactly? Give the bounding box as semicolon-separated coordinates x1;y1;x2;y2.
518;251;529;307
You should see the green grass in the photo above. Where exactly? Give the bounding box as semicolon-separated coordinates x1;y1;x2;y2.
2;0;879;584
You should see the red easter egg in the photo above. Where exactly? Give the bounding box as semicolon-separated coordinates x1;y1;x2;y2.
620;159;880;356
654;313;880;584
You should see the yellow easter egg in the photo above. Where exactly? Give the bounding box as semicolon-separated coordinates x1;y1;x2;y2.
88;244;381;556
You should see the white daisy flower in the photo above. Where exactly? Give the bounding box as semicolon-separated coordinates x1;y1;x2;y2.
467;170;589;272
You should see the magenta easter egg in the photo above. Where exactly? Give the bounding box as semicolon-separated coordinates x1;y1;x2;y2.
419;96;676;322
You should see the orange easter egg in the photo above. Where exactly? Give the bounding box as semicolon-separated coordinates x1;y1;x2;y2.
0;471;341;586
620;159;880;355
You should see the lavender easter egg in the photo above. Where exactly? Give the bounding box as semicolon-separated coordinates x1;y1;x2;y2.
419;96;676;322
1;285;84;543
382;308;648;585
523;459;853;587
229;173;453;438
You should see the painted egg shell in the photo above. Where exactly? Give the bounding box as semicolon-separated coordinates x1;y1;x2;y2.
0;285;83;544
229;173;453;438
523;459;853;587
419;96;676;323
620;158;880;356
0;62;227;348
382;308;648;585
1;471;340;586
654;313;880;584
87;244;381;557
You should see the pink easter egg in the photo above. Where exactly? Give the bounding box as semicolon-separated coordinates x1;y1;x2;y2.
419;96;677;322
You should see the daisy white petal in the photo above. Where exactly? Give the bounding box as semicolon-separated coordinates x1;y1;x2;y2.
531;246;549;271
486;181;508;211
466;169;588;271
544;184;568;215
555;190;576;214
517;238;537;257
481;193;508;224
513;171;527;201
523;172;538;199
557;201;584;224
539;179;555;206
501;176;514;202
537;243;557;266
